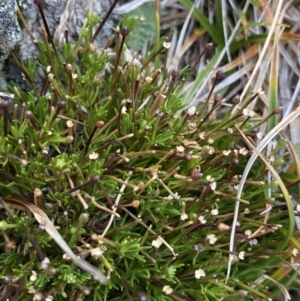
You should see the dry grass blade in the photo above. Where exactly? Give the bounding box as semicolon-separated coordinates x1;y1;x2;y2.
254;275;291;301
226;105;300;281
113;0;158;14
271;236;300;283
221;0;231;61
281;132;300;229
237;128;289;240
102;171;132;236
233;0;284;112
1;197;107;284
168;0;199;70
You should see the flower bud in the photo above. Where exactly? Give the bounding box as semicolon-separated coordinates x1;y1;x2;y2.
79;213;89;225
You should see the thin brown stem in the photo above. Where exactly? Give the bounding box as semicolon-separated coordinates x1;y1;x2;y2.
91;0;120;43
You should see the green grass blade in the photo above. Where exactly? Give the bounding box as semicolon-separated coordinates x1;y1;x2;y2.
179;0;224;46
183;47;221;104
267;38;279;132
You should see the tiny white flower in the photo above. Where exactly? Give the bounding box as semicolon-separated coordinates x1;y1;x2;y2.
269;155;275;162
180;213;188;221
41;257;50;269
30;271;37;282
152;237;163;249
211;209;219;216
187;106;197;116
45;296;54;301
198;215;207;224
239;147;248;156
199;132;206;140
245;229;252;236
174;192;180;199
249;238;258;245
206;175;214;182
296;204;300;212
182;139;191;146
46;65;51;73
91;247;104;259
223;150;231;156
152;172;159;181
42;147;49;155
194;243;203;252
163;41;171;49
210;182;217;191
66;120;74;128
244;208;250;214
188;122;196;130
28;286;36;294
238;251;245;260
292;248;299;256
207;234;217;244
43;257;50;264
233;185;239;191
257;88;264;95
176;145;185;153
121;106;127;114
48;73;54;80
63;253;71;260
208;146;215;154
162;285;173;295
256;132;263;139
208;138;214;144
33;293;44;301
72;73;78;79
227;127;233;133
229;254;238;262
195;269;206;279
89;152;99;160
145;76;153;83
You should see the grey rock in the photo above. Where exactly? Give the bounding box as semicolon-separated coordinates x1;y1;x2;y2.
1;0;115;89
19;0;114;61
0;0;21;88
0;0;21;62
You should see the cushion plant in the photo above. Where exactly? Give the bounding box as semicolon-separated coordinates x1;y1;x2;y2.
0;1;299;300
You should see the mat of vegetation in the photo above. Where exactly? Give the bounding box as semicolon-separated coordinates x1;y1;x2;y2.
0;1;300;301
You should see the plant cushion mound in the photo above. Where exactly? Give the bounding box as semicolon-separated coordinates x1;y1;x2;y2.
0;2;298;301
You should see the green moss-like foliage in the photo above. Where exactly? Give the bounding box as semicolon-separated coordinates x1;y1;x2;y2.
0;6;297;301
